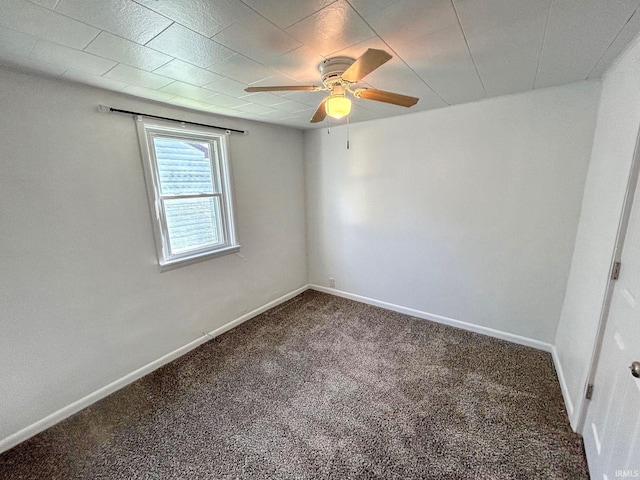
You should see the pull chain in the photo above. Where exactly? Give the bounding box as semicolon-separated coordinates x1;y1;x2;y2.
346;114;350;150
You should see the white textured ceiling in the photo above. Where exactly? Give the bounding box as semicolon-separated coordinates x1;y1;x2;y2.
1;0;639;129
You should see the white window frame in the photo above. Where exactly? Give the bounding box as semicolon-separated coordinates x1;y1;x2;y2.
136;117;240;271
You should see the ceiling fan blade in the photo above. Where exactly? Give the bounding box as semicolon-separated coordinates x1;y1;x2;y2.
310;99;327;123
341;49;393;83
244;85;320;93
355;88;419;107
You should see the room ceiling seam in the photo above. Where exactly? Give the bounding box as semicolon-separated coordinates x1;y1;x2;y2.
532;0;553;89
586;6;640;80
450;0;487;97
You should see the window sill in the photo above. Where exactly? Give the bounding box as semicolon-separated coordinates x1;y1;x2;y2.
158;245;241;272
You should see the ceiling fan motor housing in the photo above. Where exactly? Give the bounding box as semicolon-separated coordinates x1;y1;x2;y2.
319;56;355;86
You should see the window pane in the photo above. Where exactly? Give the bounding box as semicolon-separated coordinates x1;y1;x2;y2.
153;137;214;195
164;197;223;254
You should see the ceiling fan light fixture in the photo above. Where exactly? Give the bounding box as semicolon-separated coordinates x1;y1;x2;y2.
325;95;351;119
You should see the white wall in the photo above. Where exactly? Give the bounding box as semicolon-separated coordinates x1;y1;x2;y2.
555;36;640;430
305;83;600;344
0;68;307;447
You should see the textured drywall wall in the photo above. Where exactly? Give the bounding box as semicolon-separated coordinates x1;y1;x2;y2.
305;82;600;344
555;35;640;430
0;67;307;445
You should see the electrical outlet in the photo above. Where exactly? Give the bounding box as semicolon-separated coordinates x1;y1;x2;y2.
329;277;335;288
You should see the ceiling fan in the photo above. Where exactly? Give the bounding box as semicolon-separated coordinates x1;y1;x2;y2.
244;48;419;123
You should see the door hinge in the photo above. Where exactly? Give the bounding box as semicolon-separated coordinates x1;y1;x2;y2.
612;261;621;280
586;384;594;400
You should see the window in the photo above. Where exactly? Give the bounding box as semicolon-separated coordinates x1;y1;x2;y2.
137;118;239;270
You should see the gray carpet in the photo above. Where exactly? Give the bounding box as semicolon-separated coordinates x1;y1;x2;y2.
0;290;588;479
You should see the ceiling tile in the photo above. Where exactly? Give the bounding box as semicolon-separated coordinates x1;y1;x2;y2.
208;54;274;84
590;9;640;78
170;96;218;111
285;106;317;117
278;116;311;128
255;111;289;119
121;84;176;102
452;0;550;29
347;0;402;19
152;59;223;86
55;0;171;45
285;0;377;57
84;31;172;72
266;110;304;121
393;24;485;104
0;26;37;57
454;0;551;96
212;13;301;64
206;92;250;109
268;45;325;84
230;110;260;121
160;81;217;101
363;0;458;47
146;24;235;69
26;0;59;9
235;103;278;115
133;0;254;38
2;0;99;50
249;73;299;87
62;69;130;91
204;77;250;97
104;63;173;89
202;104;242;117
462;21;544;97
270;99;313;113
241;0;336;29
30;39;116;75
535;0;640;88
239;92;288;107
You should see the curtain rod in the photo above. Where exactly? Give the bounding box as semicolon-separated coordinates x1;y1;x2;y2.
98;105;247;134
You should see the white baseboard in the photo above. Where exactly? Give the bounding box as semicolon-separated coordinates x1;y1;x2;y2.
551;346;577;425
0;285;309;455
309;285;554;352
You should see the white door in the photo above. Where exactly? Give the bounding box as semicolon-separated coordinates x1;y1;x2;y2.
582;173;640;479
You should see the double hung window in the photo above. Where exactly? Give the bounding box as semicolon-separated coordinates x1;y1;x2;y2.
137;119;239;269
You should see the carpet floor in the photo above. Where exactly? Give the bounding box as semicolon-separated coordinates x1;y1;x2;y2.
0;290;589;479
